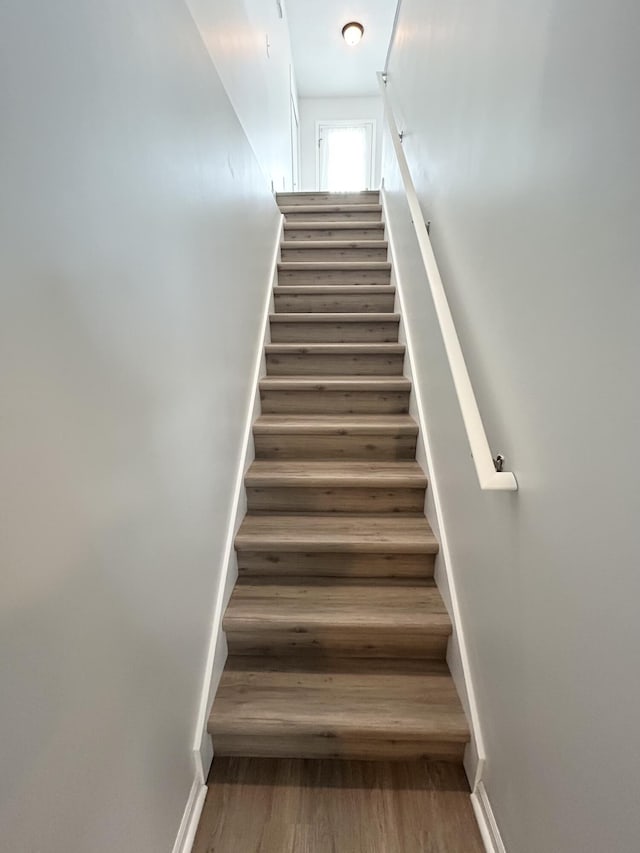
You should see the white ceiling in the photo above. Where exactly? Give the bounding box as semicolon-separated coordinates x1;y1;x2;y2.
285;0;398;98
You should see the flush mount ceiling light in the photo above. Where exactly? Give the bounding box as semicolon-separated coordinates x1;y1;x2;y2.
342;21;364;46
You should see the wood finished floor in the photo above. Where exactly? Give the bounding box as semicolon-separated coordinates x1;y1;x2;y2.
192;757;484;853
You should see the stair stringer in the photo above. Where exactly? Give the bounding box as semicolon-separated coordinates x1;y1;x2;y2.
191;214;284;779
381;188;486;790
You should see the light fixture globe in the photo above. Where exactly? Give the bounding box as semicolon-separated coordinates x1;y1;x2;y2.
342;21;364;46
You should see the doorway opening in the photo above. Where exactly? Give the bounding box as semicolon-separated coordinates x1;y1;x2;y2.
317;120;375;192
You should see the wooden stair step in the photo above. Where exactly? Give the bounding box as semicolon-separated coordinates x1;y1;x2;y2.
278;261;390;286
244;460;427;514
222;583;450;659
280;241;388;262
245;460;426;488
270;313;399;343
235;512;436;553
273;285;395;314
281;240;387;249
278;262;391;271
265;343;404;376
259;375;411;414
284;221;385;241
253;415;418;460
209;659;468;760
254;412;417;433
280;204;382;224
277;191;380;206
253;412;417;458
235;512;437;579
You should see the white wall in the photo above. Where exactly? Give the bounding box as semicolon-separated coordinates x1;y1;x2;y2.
185;0;296;192
299;96;383;190
384;1;640;851
0;1;280;851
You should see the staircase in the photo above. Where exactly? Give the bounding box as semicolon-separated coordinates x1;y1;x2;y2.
208;191;469;763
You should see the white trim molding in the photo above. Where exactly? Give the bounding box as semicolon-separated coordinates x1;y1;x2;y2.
191;215;284;779
471;781;508;853
172;774;207;853
381;188;486;789
378;71;517;491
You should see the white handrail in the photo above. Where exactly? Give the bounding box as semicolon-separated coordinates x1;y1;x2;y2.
378;72;517;491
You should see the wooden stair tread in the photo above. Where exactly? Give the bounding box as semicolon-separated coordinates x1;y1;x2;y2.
284;220;384;230
278;261;391;270
245;460;426;488
235;514;438;553
225;583;448;628
280;240;388;250
260;375;410;390
253;414;417;434
274;285;395;295
265;343;404;354
280;204;382;215
270;313;399;323
277;191;380;199
209;662;468;741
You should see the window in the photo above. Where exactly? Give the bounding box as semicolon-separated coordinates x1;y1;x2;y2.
317;121;375;191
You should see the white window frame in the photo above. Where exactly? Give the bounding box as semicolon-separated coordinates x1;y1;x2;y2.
315;119;376;192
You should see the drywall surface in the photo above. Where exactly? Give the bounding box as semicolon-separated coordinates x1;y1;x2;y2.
384;1;640;851
185;0;295;192
0;1;280;851
299;96;383;190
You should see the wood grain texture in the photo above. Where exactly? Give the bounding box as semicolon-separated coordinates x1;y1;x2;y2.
280;242;388;262
284;222;385;241
283;209;383;222
224;582;449;630
274;285;395;314
265;343;404;376
259;376;411;414
223;584;450;659
237;550;435;579
234;513;438;553
278;261;391;272
246;486;426;514
192;757;484;853
253;413;417;459
253;413;418;435
245;460;427;487
210;658;465;750
276;191;380;206
280;204;382;223
277;266;391;285
244;461;427;514
270;314;400;343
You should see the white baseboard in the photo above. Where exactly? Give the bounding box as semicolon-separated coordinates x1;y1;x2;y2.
471;782;507;853
381;188;486;789
191;216;284;779
172;775;208;853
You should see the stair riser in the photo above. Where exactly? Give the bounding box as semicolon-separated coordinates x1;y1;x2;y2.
266;353;404;376
278;268;390;285
237;551;434;579
224;626;448;659
246;486;426;514
270;321;399;343
260;390;410;415
283;209;382;222
274;294;395;313
284;227;385;241
254;433;417;460
281;247;388;262
278;192;379;206
210;735;465;762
